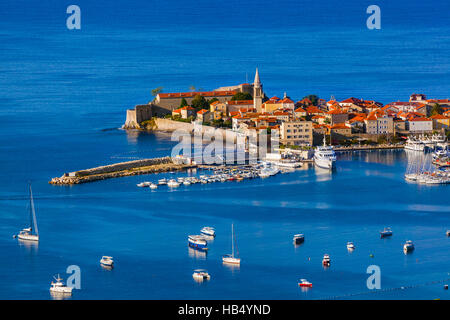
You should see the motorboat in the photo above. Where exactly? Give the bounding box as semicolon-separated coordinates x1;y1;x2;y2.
183;180;191;186
192;269;211;281
298;279;313;288
314;135;336;170
188;235;208;250
158;178;168;185
380;227;393;238
446;230;450;237
404;137;425;152
167;179;180;187
200;227;216;237
347;242;355;250
293;234;305;245
322;254;331;266
49;275;73;294
222;223;241;265
100;256;114;267
17;184;39;242
149;183;158;189
403;240;414;253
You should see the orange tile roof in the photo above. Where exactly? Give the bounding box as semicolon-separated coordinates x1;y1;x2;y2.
227;100;254;105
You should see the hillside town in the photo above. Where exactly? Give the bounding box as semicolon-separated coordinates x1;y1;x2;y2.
124;69;450;148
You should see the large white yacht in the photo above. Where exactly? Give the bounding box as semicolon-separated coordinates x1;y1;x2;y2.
314;135;336;170
404;137;425;152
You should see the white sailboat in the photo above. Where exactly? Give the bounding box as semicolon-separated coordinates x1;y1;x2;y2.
222;223;241;265
17;184;39;242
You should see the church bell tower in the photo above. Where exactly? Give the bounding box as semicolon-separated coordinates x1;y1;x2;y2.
253;68;263;112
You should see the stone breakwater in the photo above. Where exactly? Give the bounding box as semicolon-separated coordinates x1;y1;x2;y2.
49;157;196;185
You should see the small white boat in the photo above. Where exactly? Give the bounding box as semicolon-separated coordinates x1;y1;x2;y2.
223;223;241;265
158;178;168;185
149;183;158;189
100;256;114;267
200;227;216;237
380;227;393;238
137;182;148;187
192;269;211;281
17;185;39;242
167;179;180;188
293;234;305;245
183;180;191;186
347;242;355;250
298;278;313;288
322;254;331;266
49;275;73;294
403;240;414;253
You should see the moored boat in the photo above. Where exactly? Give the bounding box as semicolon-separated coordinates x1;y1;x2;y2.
380;227;393;238
223;223;240;265
192;269;211;281
298;279;313;288
314;135;336;170
293;234;305;245
347;242;355;250
17;184;40;242
403;240;414;253
322;254;331;266
49;275;73;294
200;227;216;237
188;235;208;250
100;256;114;267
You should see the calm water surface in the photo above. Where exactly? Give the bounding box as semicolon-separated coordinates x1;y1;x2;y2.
0;0;449;299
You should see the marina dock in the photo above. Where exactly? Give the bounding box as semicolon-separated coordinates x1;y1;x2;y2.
49;157;196;185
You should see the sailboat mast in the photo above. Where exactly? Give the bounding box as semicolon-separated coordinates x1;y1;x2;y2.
231;223;234;258
29;184;39;236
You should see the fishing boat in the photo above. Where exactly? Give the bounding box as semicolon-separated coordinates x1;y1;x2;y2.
223;223;241;265
293;234;305;245
380;227;393;238
347;242;355;250
100;256;114;267
298;279;313;288
17;185;40;242
188;235;208;250
322;254;331;266
49;275;73;294
314;135;336;170
403;240;414;253
192;269;211;281
200;227;216;237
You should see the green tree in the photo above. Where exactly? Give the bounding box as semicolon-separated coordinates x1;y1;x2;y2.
431;103;442;116
180;98;188;108
231;92;253;101
191;95;209;110
151;87;163;97
208;98;219;104
303;95;319;106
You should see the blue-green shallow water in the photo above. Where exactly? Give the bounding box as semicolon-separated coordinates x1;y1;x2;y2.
0;0;450;299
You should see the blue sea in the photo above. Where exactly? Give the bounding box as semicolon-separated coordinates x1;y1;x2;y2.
0;0;449;299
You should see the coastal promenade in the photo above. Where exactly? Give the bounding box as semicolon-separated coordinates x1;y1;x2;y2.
333;144;404;152
49;157;196;185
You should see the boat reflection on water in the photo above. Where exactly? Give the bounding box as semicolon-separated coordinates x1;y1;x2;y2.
101;264;114;271
17;238;39;253
314;165;334;182
50;291;72;300
223;262;240;273
188;247;207;260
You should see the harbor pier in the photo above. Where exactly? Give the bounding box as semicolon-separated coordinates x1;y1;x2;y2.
49;157;196;185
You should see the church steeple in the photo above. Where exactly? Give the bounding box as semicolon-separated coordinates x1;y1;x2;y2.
254;68;261;87
253;68;263;112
